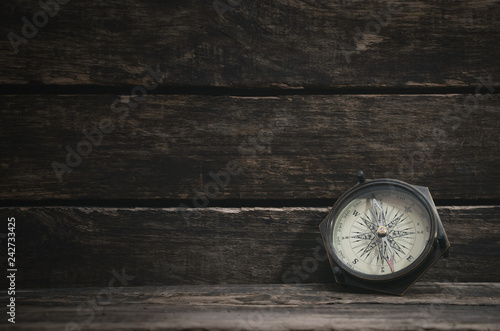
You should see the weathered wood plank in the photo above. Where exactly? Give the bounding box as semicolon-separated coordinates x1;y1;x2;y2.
1;94;499;201
1;0;499;87
0;206;498;288
7;283;500;330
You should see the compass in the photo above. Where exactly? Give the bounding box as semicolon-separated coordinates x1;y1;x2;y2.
320;171;450;295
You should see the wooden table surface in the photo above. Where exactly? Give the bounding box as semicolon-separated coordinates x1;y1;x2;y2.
1;0;499;330
7;283;500;330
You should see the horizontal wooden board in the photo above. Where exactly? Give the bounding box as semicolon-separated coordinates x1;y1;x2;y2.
9;283;500;330
1;0;500;87
1;94;499;201
0;206;498;288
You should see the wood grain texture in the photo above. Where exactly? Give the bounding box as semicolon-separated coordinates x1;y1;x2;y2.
0;206;498;288
1;94;499;201
7;283;500;330
1;0;499;87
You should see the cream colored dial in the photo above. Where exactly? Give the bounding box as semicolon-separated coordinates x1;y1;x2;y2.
332;188;433;278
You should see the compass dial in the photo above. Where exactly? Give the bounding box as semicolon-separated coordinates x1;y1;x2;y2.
328;181;436;281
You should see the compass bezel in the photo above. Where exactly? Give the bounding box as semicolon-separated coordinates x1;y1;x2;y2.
324;179;438;282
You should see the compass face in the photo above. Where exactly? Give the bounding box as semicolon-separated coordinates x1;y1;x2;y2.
327;180;437;281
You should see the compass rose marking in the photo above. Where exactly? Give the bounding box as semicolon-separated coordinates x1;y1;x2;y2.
360;214;377;233
359;237;379;261
387;237;407;257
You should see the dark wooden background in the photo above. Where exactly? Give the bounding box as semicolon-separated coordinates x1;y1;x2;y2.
1;0;499;329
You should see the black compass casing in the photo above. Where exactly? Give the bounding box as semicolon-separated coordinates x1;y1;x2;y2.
319;172;450;295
